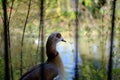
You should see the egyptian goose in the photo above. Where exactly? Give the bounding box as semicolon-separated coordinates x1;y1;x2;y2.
20;32;66;80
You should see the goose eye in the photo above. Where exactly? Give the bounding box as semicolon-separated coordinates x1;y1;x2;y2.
56;33;61;38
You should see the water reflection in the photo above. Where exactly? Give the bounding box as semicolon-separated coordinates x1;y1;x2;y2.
57;42;82;80
92;41;120;69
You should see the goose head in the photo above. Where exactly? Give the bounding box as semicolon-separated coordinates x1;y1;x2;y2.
46;32;66;59
46;32;66;47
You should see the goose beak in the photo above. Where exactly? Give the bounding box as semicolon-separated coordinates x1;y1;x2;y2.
61;39;66;42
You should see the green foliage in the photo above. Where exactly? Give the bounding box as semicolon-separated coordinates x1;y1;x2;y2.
0;0;1;5
84;0;92;7
62;11;76;20
113;68;120;80
79;63;107;80
0;56;5;80
0;0;2;15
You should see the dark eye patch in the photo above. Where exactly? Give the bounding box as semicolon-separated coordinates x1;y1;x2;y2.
56;33;61;38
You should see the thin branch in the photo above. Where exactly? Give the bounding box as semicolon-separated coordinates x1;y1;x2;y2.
74;0;79;80
39;0;45;80
108;0;117;80
20;0;32;77
8;0;15;26
7;0;15;80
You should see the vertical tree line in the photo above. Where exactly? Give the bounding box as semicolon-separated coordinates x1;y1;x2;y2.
2;0;10;80
108;0;117;80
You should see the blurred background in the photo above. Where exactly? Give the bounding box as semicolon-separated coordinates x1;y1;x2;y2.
0;0;120;80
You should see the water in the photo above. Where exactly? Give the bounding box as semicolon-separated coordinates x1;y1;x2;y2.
57;42;82;80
